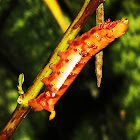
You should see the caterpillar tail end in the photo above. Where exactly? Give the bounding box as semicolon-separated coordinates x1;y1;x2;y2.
49;110;56;120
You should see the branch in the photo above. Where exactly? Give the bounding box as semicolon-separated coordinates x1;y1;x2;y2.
0;0;103;139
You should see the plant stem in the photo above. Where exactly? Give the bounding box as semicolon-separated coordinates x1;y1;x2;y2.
43;0;69;33
0;0;103;139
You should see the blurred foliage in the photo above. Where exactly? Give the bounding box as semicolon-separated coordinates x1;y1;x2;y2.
0;0;140;140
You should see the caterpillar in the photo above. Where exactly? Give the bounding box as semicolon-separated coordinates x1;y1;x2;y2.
28;18;128;120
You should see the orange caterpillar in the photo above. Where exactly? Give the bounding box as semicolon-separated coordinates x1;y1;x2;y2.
28;18;128;120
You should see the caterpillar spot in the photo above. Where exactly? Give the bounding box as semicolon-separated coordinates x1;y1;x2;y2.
60;71;63;74
75;61;85;67
106;18;111;23
46;92;50;96
67;73;77;79
73;48;77;52
108;22;113;28
79;50;87;56
52;83;55;86
40;98;47;107
57;71;61;75
91;45;98;49
41;101;46;106
96;34;99;38
87;42;90;46
83;52;90;57
77;48;81;52
100;22;105;29
65;59;69;63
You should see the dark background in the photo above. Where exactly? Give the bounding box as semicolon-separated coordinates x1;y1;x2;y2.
0;0;140;139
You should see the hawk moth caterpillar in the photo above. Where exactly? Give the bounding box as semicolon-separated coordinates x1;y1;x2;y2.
28;18;128;120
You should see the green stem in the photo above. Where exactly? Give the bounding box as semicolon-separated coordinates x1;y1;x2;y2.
0;0;103;139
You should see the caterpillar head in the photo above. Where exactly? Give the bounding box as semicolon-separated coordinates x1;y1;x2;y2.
112;18;129;38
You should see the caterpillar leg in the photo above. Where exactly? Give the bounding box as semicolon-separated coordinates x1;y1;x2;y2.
28;99;43;111
28;92;47;111
28;92;56;120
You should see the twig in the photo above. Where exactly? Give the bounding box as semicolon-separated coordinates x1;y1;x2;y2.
95;3;104;87
0;0;103;139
